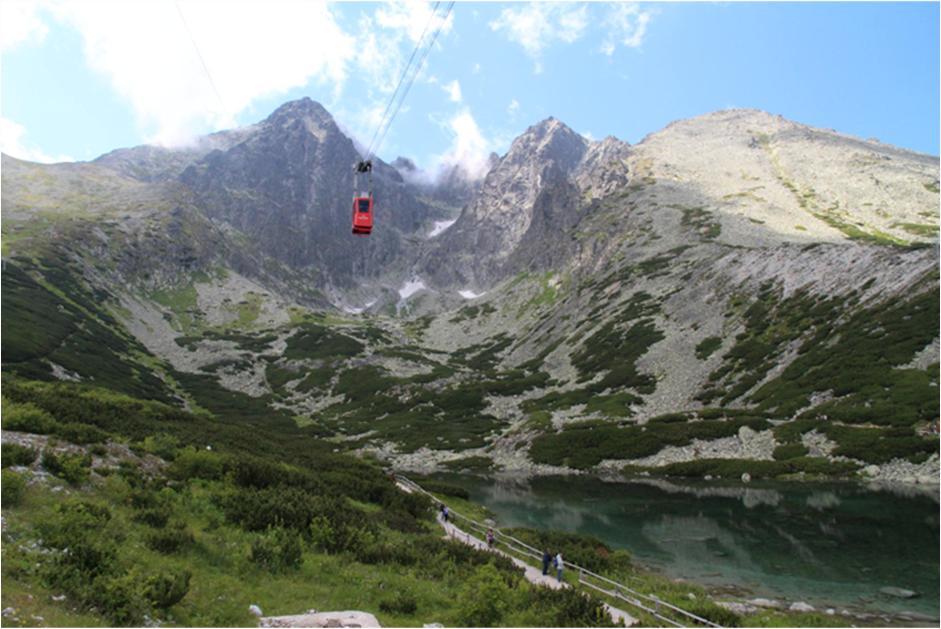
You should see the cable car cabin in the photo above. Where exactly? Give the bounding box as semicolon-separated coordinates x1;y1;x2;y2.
351;194;374;236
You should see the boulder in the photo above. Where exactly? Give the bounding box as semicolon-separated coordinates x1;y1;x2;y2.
879;586;918;599
250;605;264;617
748;598;782;609
789;602;815;613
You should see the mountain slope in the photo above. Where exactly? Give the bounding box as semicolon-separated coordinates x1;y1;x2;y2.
2;100;938;481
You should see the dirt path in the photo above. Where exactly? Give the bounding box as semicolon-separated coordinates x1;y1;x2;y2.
436;514;636;626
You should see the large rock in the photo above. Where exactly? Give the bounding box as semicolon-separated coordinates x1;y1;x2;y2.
260;611;381;628
879;586;918;599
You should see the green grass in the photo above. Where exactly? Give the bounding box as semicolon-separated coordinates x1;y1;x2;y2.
150;283;200;333
892;222;938;238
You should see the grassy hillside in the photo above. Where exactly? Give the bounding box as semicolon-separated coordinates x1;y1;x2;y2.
1;379;631;627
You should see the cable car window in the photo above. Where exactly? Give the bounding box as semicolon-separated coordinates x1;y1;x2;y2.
358;199;371;213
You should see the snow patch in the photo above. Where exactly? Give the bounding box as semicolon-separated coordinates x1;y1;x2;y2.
398;279;427;300
458;289;486;299
428;219;457;238
342;299;377;315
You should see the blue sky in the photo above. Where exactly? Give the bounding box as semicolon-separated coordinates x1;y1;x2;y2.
1;1;938;172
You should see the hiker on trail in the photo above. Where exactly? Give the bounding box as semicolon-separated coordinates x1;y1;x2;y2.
486;528;495;549
542;549;552;575
441;504;450;523
555;552;564;582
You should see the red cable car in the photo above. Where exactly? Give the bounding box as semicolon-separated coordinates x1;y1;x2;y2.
352;194;374;236
352;160;374;236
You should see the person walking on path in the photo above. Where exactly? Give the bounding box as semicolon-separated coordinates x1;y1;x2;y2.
441;504;450;523
555;552;564;582
542;550;551;575
486;528;495;549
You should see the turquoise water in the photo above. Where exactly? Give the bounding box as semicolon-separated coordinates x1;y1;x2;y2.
432;474;939;618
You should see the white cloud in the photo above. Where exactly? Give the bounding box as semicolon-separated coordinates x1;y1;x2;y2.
435;108;492;180
600;3;652;55
442;79;462;103
45;0;354;146
472;62;481;74
375;0;452;45
507;99;520;116
0;0;49;51
332;1;457;156
0;116;73;162
489;3;587;71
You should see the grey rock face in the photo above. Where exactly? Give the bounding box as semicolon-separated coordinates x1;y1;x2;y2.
424;118;601;286
178;98;435;288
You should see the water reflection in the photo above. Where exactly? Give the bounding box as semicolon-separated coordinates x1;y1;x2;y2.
433;473;940;618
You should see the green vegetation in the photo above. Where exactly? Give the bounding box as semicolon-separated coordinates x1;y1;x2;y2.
681;207;721;240
695;336;723;360
699;283;851;406
2;259;174;402
283;323;364;361
1;378;634;627
923;180;940;194
627;456;860;480
772;443;809;460
892;222;938;238
524;293;663;418
530;416;771;469
449;302;497;323
749;280;939;426
1;443;39;468
504;528;632;574
150;283;200;333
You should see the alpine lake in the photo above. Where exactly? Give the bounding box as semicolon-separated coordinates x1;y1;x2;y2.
428;473;939;621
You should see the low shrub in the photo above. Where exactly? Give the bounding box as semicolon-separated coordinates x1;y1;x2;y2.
168;447;225;481
143;569;191;609
2;403;58;434
517;586;618;627
503;528;630;574
1;469;27;506
772;443;809;460
250;527;303;573
379;590;418;615
135;433;181;461
57;422;110;444
146;521;194;554
413;479;470;500
2;443;38;467
354;540;420;566
92;572;149;625
683;600;742;627
455;563;515;627
41;449;92;485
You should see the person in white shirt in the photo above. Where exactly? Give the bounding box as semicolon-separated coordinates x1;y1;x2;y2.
555;552;564;581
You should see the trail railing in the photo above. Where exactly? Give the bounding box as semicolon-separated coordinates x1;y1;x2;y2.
397;475;722;628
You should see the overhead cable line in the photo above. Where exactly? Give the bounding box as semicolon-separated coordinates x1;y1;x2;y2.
175;1;227;115
363;1;455;162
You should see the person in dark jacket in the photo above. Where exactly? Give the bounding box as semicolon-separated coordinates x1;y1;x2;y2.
542;549;551;575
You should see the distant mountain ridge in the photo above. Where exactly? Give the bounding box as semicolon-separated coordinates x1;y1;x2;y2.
2;99;938;480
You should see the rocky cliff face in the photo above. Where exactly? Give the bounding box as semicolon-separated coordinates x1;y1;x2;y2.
425;118;612;287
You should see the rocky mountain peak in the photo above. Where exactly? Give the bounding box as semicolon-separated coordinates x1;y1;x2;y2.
262;97;341;142
504;117;589;174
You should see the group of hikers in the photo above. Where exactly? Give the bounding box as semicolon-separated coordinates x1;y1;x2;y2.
438;503;566;582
